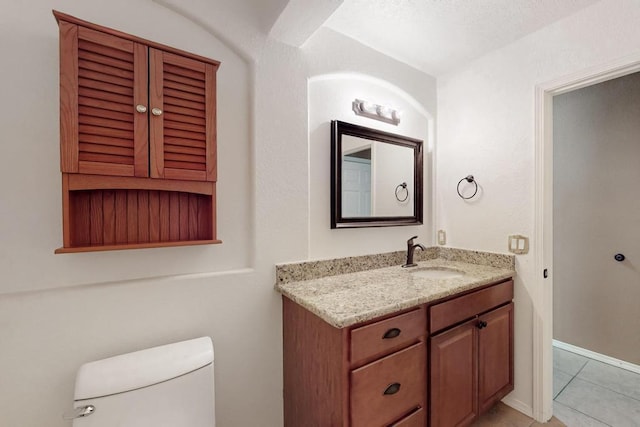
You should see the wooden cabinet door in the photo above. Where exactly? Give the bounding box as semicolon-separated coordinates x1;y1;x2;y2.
430;320;477;427
149;49;217;182
59;22;148;177
478;302;514;413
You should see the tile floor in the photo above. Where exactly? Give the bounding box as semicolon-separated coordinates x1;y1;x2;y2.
553;346;640;426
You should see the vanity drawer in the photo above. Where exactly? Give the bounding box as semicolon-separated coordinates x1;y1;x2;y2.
350;306;426;365
350;342;426;427
390;407;426;427
430;279;513;334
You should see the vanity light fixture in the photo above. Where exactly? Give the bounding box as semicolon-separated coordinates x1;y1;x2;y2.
352;99;401;125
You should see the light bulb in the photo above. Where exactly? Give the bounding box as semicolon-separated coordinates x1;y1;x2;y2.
378;106;395;120
360;101;377;114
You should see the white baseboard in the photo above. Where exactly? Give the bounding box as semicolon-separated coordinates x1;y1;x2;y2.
553;339;640;375
502;395;533;418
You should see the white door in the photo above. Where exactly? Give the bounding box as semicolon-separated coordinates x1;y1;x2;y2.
342;156;371;217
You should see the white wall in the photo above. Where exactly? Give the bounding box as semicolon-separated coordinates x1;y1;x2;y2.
0;2;436;427
553;72;640;365
437;0;640;414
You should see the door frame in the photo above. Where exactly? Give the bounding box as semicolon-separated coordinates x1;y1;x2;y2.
532;53;640;422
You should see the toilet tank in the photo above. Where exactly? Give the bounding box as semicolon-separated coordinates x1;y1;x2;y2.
70;337;215;427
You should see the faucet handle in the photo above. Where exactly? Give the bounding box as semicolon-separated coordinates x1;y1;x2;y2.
407;235;418;244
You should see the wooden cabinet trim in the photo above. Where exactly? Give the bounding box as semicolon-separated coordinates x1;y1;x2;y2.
133;43;149;177
54;239;221;254
429;280;514;334
205;63;217;182
149;48;164;179
53;10;221;68
350;306;426;367
77;25;133;51
78;161;135;177
67;173;214;195
59;21;79;173
62;174;71;247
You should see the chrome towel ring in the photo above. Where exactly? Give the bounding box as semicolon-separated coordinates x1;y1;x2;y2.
457;175;478;200
395;182;409;202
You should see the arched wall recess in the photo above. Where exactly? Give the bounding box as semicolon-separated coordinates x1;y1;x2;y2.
307;72;436;257
152;0;258;63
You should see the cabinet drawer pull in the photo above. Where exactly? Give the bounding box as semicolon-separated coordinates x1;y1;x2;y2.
383;382;401;395
382;328;401;339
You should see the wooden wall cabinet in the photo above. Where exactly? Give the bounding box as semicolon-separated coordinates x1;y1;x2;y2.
429;281;514;427
282;279;514;427
54;11;221;252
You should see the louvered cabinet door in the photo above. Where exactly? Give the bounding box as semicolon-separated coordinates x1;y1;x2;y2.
59;22;149;177
149;49;217;181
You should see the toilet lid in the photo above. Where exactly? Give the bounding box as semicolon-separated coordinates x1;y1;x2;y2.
74;337;213;400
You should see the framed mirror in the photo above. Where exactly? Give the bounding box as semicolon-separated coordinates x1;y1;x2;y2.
331;120;423;228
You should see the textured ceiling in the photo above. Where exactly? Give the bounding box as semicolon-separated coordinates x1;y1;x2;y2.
323;0;602;76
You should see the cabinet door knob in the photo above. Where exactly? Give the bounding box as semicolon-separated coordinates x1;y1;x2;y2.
382;328;401;339
614;253;625;262
136;104;147;113
477;320;487;329
151;107;163;116
383;383;401;395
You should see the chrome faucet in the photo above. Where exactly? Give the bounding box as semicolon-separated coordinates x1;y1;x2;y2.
402;235;426;268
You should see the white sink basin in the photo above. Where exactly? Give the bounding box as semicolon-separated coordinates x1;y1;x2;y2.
410;267;465;279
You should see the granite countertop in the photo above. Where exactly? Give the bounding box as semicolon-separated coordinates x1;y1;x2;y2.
276;253;515;328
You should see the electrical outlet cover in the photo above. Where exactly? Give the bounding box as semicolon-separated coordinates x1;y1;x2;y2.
508;235;529;254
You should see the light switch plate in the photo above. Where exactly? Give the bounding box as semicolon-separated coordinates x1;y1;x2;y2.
437;230;446;245
508;235;529;254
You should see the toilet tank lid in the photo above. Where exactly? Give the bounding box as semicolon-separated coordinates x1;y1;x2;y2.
74;337;213;400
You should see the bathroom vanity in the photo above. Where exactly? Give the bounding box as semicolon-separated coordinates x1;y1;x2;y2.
276;248;515;427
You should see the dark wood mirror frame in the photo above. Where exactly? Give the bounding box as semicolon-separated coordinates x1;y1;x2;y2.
331;120;424;228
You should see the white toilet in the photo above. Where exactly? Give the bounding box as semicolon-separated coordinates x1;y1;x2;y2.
67;337;215;426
